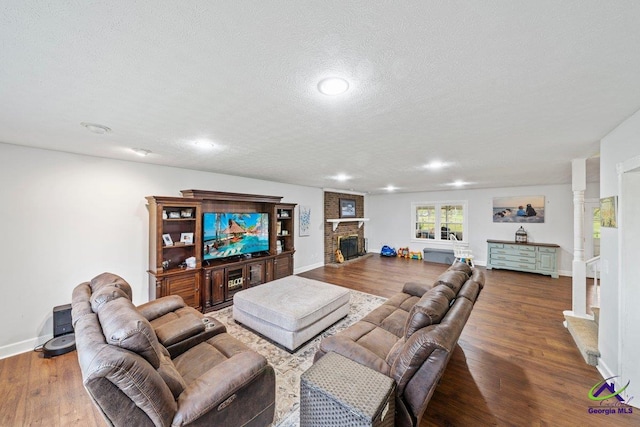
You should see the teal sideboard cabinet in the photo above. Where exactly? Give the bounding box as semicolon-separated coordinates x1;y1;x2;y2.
486;240;559;278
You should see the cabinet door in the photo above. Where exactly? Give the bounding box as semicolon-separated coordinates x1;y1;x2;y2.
273;254;292;280
225;266;245;301
165;272;201;310
203;268;225;309
247;261;266;287
265;258;274;282
537;250;557;272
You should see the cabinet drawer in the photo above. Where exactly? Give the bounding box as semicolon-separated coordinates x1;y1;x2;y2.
538;247;557;253
491;248;535;258
491;259;537;270
488;243;504;249
504;244;535;252
490;253;536;265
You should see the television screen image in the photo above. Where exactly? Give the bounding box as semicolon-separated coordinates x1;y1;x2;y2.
203;212;269;260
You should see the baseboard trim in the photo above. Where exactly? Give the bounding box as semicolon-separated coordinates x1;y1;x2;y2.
294;262;324;275
0;334;52;360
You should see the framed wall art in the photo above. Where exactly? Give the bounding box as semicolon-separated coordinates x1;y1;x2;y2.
600;196;617;228
299;205;311;236
339;198;356;218
492;196;545;223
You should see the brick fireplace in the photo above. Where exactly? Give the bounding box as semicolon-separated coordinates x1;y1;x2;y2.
324;191;365;264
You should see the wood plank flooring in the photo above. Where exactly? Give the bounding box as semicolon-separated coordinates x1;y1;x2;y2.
1;256;637;426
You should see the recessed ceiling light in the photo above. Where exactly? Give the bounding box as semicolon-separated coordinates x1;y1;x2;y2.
80;122;111;134
194;139;216;150
424;160;449;170
449;180;469;187
333;173;351;182
131;148;151;157
384;185;397;192
318;77;349;95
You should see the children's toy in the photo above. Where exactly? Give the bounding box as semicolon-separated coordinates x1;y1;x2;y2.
380;245;397;257
397;247;410;258
409;251;422;260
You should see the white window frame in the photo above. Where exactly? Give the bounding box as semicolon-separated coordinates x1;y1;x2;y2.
411;200;468;245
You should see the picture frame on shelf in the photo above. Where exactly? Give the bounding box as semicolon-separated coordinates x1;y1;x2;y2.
339;198;357;218
180;209;193;218
162;234;173;246
180;232;194;244
168;211;181;219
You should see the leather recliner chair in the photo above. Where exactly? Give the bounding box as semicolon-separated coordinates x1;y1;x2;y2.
72;273;275;426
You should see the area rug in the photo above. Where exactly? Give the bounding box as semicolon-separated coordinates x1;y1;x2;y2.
206;289;387;426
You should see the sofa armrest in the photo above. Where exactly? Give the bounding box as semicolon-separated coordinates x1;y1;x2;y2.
155;314;206;347
173;351;272;426
316;335;390;376
402;282;434;297
137;295;186;321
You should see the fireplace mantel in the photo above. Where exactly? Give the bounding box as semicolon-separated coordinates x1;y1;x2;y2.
326;217;370;231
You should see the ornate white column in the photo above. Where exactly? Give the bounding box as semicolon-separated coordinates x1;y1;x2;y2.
570;159;587;317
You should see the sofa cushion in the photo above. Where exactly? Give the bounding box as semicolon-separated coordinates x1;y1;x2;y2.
404;285;455;339
90;272;133;300
97;297;166;368
137;295;186;321
434;270;468;293
447;261;472;276
401;281;435;297
457;279;481;302
90;286;130;313
155;314;206;347
390;325;453;393
158;353;187;398
71;282;94;327
470;268;486;288
316;321;396;375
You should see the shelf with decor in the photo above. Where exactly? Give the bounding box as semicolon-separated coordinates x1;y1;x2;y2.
276;204;296;254
146;196;202;310
147;190;297;312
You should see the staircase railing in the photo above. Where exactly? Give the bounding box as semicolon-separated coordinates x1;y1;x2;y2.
586;256;601;308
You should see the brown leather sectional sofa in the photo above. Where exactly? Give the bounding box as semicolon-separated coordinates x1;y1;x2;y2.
314;262;485;427
71;272;275;427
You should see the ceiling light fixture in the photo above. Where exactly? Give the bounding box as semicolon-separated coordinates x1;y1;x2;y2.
131;148;151;157
318;77;349;95
194;139;216;150
424;160;449;170
333;173;351;182
80;122;111;134
384;185;397;192
450;180;469;187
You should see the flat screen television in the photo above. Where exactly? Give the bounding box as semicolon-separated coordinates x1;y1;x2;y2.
203;212;269;261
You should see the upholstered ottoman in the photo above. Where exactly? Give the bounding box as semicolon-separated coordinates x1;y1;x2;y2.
300;351;396;427
233;276;350;351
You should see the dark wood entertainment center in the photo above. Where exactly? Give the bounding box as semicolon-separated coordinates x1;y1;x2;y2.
147;190;296;312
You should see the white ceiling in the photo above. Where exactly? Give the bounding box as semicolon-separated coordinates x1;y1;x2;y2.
2;1;639;194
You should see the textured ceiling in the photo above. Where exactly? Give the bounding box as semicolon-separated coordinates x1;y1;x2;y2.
2;1;639;193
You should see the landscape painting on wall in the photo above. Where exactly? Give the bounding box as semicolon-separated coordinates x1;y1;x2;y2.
493;196;545;223
599;196;617;228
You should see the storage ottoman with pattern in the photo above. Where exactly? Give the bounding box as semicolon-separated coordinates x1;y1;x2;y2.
300;351;395;427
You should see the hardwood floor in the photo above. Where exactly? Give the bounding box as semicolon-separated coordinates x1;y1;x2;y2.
1;256;637;426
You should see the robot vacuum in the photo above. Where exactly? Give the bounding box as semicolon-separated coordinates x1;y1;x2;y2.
42;333;76;358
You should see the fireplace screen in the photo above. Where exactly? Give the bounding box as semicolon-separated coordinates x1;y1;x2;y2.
338;235;359;261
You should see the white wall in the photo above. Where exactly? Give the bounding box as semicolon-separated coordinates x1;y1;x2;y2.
365;183;592;275
599;107;640;404
0;143;325;357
